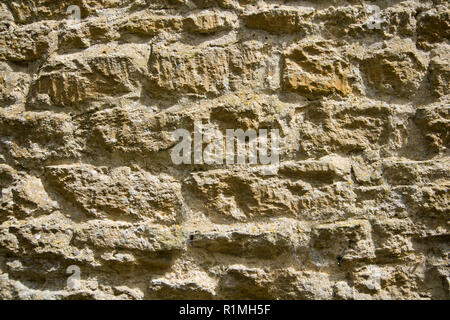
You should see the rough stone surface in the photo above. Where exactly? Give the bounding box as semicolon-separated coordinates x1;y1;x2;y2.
0;0;449;300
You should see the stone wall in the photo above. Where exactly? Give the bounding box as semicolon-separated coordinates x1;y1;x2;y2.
0;0;448;299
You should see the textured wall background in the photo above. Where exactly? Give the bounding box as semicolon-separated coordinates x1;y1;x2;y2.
0;0;448;300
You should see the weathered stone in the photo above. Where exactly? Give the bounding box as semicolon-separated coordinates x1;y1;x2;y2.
279;155;352;184
58;21;120;52
45;164;183;224
282;39;353;98
0;110;81;167
148;41;280;96
83;104;204;162
27;43;149;109
416;5;450;50
192;223;300;258
272;269;334;300
0;63;31;107
148;44;229;96
184;167;313;220
429;44;450;98
384;2;418;37
296;98;404;157
312;5;364;38
218;265;273;299
118;12;183;36
4;0;140;24
73;221;186;254
0;214;85;263
361;38;428;97
5;0;85;24
218;266;334;299
414;103;449;154
0;23;51;61
184;10;234;34
243;9;309;34
312;219;376;262
351;156;383;185
411;185;450;220
0;164;57;222
148;270;215;299
382;159;450;186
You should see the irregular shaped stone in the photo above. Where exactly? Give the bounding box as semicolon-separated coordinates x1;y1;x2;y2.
58;20;120;52
0;2;14;23
184;170;299;220
371;218;415;261
361;38;428;97
243;8;311;34
0;23;51;61
413;185;450;220
0;110;81;167
382;159;450;186
73;221;186;267
45;164;183;224
219;266;333;299
416;5;450;50
5;0;84;23
414;103;449;154
192;222;300;258
118;12;183;36
27;43;149;109
297;98;404;157
148;270;215;299
0;164;57;221
5;0;141;24
351;156;383;185
333;281;354;300
271;269;334;299
218;265;273;299
279;155;352;184
74;221;185;252
0;214;87;264
311;219;376;262
190;0;236;9
86;106;179;157
0;62;31;107
313;5;364;38
148;41;280;96
384;2;417;37
282;39;353;98
148;44;229;96
352;265;386;295
429;44;450;98
184;10;234;34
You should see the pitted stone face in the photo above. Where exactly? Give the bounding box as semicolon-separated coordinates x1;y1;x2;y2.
0;0;448;300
